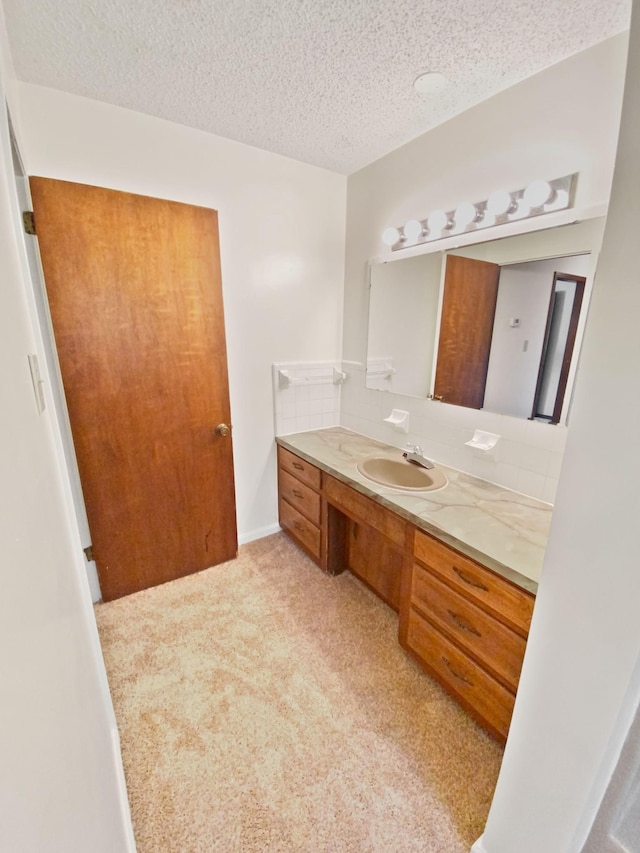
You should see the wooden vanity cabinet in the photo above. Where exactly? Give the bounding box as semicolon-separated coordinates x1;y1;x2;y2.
277;446;322;565
400;529;535;743
277;442;535;743
277;447;407;603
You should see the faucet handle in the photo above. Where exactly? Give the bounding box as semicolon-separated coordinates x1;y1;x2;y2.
404;442;423;455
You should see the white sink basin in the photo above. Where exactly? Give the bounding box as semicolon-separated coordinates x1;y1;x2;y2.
356;456;448;492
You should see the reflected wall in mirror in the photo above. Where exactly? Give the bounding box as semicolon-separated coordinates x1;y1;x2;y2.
366;252;441;397
365;219;603;424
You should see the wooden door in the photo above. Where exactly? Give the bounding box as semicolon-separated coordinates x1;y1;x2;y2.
433;254;500;408
30;177;237;601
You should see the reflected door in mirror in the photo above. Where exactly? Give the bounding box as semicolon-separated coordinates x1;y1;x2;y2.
433;255;500;409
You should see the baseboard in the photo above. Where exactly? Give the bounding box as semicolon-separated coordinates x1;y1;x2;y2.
238;523;282;546
111;725;137;852
470;834;488;853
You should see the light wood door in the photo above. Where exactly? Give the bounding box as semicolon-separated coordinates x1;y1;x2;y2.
30;177;237;601
434;254;500;409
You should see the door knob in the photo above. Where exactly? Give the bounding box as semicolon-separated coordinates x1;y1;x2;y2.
215;423;230;437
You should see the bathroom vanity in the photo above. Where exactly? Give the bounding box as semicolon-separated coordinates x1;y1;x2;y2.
276;427;549;743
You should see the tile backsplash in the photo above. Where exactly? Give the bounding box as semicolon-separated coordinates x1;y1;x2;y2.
273;359;566;503
339;362;566;504
272;361;343;436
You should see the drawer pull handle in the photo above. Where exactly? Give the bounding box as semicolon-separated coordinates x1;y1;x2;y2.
453;565;489;592
447;610;481;637
293;462;304;470
292;489;304;498
441;655;473;687
293;522;304;531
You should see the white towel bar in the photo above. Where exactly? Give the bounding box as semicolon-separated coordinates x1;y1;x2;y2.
278;368;346;389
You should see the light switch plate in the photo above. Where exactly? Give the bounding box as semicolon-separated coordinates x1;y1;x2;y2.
27;354;46;414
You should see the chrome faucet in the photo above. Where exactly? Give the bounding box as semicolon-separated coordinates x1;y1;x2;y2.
402;443;435;469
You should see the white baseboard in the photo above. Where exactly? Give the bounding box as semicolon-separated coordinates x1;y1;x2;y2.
238;523;282;546
87;559;102;603
111;725;137;852
470;835;488;853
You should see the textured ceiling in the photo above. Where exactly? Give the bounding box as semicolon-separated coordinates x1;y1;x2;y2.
2;0;632;174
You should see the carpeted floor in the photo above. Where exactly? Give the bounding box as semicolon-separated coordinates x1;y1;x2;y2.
95;532;503;852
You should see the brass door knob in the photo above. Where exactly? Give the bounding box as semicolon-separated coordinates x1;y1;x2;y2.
215;423;230;437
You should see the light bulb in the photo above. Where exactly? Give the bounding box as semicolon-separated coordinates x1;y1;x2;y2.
454;202;478;230
427;209;449;234
382;227;400;246
523;180;554;209
544;189;569;212
403;219;423;243
510;198;530;219
487;190;513;216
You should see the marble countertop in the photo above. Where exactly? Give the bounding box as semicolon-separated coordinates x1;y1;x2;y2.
276;427;552;594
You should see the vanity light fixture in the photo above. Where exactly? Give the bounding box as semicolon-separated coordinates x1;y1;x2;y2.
381;174;576;251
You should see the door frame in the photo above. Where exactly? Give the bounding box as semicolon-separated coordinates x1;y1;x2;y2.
8;113;102;600
530;272;586;425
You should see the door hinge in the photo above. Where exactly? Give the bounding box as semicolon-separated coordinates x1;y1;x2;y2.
83;545;95;562
23;210;36;235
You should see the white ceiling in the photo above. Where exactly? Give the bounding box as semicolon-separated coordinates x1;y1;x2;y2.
2;0;632;174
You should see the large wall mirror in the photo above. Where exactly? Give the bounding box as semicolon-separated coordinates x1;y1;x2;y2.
365;218;604;424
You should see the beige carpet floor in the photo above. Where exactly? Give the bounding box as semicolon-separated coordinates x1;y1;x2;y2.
95;532;503;852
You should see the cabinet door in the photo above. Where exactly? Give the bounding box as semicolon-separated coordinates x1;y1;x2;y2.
348;521;403;611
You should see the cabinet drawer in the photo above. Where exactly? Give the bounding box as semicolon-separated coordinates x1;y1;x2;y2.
407;608;515;742
412;564;526;692
414;529;534;636
325;475;407;548
278;469;321;524
278;447;321;490
279;498;321;560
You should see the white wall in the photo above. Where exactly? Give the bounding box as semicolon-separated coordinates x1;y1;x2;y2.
477;6;640;850
341;34;627;503
0;24;134;853
12;82;347;548
484;261;556;418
